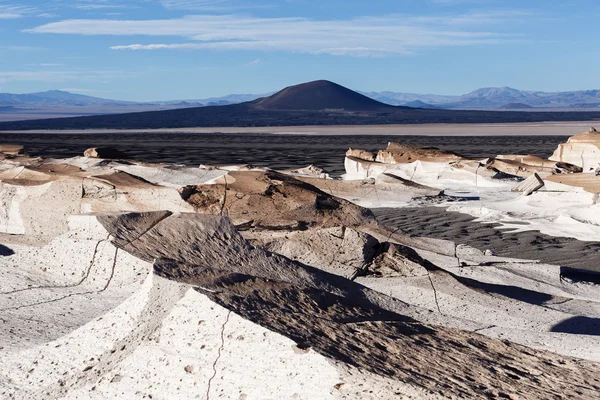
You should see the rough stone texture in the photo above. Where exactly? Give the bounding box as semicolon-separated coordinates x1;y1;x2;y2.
369;242;430;278
143;216;600;400
0;177;82;236
376;142;464;164
256;226;381;278
61;289;344;400
0;215;152;352
180;170;375;230
113;163;227;188
295;172;442;208
99;212;395;311
98;210;173;249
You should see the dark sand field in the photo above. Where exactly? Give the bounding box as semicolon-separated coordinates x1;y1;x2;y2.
373;207;600;272
0;132;569;176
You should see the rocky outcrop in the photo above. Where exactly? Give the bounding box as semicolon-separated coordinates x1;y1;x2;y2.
512;173;545;195
549;129;600;172
255;226;381;278
0;144;24;156
376;142;464;164
3;150;600;400
346;148;376;162
180;170;374;230
342;142;523;192
346;143;464;165
283;164;330;179
487;154;582;177
83;147;129;159
116;212;600;400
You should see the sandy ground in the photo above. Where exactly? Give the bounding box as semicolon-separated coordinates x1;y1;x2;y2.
373;206;600;272
0;133;574;177
0;120;599;135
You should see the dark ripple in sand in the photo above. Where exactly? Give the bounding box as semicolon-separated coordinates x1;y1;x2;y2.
0;133;568;176
373;207;600;272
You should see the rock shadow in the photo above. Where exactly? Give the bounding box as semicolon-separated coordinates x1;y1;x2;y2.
0;244;15;256
155;262;600;400
451;274;554;305
390;243;556;306
105;211;600;399
551;316;600;336
560;267;600;285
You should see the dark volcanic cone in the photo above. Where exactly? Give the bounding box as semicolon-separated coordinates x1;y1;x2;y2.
250;80;399;111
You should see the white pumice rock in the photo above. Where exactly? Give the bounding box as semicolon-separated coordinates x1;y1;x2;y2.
550;129;600;172
1;150;600;400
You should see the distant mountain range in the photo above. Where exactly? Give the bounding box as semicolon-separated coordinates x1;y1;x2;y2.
0;90;271;108
430;87;600;109
1;82;600;123
0;90;136;106
362;87;600;109
2;86;600;111
2;80;600;131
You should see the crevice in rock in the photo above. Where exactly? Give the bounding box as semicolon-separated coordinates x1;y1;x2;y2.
426;272;442;314
0;237;119;311
473;325;496;333
0;290;96;311
100;247;119;292
454;243;461;268
219;175;228;216
0;233;111;295
206;310;231;400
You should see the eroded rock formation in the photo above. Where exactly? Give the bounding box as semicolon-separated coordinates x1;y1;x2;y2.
550;128;600;172
1;145;600;400
376;142;464;164
179;170;374;230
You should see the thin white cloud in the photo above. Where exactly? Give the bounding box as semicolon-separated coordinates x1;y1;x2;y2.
74;4;133;10
109;42;419;57
26;13;524;57
160;0;271;11
243;58;260;66
407;10;532;26
0;3;41;18
0;69;132;84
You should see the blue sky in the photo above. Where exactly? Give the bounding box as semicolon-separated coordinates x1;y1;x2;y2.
0;0;599;101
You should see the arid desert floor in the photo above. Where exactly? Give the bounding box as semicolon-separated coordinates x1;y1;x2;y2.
1;127;600;399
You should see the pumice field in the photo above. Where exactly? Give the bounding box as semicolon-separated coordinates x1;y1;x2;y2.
1;128;600;399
